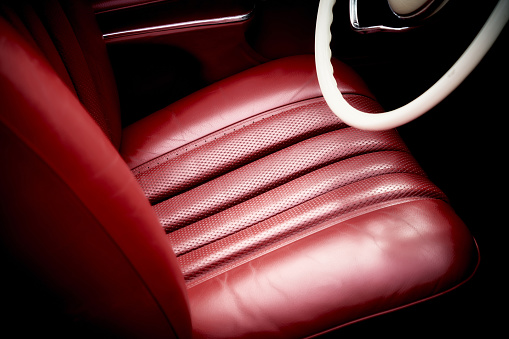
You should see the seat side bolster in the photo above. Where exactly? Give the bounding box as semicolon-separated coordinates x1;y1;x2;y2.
0;18;191;339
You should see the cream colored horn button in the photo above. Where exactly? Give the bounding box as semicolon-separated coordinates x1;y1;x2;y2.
387;0;431;15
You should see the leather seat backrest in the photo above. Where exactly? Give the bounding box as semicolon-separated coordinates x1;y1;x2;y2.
0;2;191;338
0;0;121;147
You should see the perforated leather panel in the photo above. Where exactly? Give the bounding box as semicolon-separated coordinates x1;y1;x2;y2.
1;1;476;337
133;97;447;283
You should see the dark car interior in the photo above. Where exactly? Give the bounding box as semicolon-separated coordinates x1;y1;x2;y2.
1;0;506;337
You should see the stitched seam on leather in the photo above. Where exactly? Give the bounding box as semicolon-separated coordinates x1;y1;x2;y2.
135;99;346;203
134;96;384;204
132;95;381;175
184;196;443;289
131;97;328;174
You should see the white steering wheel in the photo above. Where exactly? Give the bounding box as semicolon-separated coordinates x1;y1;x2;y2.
315;0;509;131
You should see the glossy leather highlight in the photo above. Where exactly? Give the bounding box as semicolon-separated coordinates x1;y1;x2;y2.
188;199;474;338
0;1;477;338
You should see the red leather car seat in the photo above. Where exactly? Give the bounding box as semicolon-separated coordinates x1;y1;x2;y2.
0;1;477;338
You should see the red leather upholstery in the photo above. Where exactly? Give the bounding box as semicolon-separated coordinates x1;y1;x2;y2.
0;1;477;338
1;0;121;147
0;16;190;338
120;55;374;169
189;200;473;338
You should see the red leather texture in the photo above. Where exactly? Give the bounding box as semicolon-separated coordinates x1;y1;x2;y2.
1;0;122;147
121;55;375;169
188;199;474;338
0;17;190;338
123;56;475;337
149;99;383;230
1;1;477;338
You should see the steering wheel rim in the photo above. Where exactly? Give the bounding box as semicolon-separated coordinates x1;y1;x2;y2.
315;0;509;131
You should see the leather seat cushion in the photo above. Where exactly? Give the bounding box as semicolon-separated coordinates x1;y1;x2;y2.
122;56;476;337
188;199;474;338
1;2;477;337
